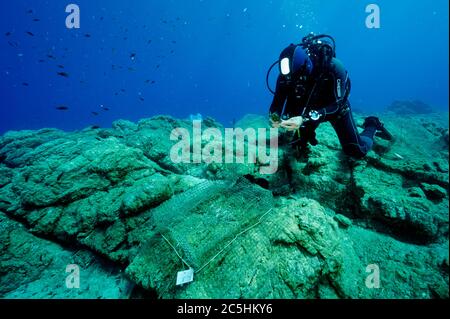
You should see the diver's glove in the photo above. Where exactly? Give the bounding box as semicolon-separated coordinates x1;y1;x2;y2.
280;116;304;131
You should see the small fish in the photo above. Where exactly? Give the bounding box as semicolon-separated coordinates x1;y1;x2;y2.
147;40;152;44
394;153;404;160
38;59;45;63
120;89;126;92
84;34;91;38
57;72;69;78
91;125;100;129
57;65;64;69
102;107;110;111
156;64;160;69
5;32;11;36
130;52;136;60
92;112;99;116
47;54;56;59
22;82;29;86
8;41;19;48
27;9;33;14
172;40;177;44
56;106;69;111
26;31;34;37
139;97;145;102
33;18;40;22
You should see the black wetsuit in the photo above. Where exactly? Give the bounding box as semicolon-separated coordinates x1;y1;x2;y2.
270;57;377;158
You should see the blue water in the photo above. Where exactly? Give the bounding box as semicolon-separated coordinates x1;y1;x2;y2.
0;0;448;133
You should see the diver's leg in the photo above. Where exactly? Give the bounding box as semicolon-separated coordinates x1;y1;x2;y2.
296;120;320;149
331;110;375;158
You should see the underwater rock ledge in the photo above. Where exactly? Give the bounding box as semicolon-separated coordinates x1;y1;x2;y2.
0;112;448;299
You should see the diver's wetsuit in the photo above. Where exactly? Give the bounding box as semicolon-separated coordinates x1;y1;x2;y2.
270;57;376;158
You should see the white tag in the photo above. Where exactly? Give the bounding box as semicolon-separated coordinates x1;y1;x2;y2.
176;269;194;286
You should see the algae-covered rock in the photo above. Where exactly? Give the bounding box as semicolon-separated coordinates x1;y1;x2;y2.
420;183;448;201
0;212;133;298
0;112;448;299
386;100;434;115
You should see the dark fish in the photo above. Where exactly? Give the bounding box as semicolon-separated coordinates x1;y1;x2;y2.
26;31;34;37
57;72;69;78
130;52;136;60
5;32;11;36
22;82;29;86
170;50;174;54
121;89;126;92
102;107;110;111
8;41;18;48
33;18;40;22
139;97;145;102
27;9;33;14
147;40;152;44
38;59;45;63
128;67;135;72
172;40;177;44
92;112;99;116
56;106;69;111
156;64;160;69
91;125;100;129
47;54;56;59
57;65;64;69
84;34;91;38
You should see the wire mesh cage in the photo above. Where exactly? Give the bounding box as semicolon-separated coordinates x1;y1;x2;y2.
129;177;275;294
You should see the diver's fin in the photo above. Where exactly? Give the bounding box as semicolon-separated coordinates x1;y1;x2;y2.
364;116;394;141
375;124;393;141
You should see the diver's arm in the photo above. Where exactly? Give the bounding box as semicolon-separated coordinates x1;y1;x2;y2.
269;75;287;117
314;58;351;122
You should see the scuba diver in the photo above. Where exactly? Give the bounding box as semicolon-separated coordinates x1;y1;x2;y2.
267;33;392;159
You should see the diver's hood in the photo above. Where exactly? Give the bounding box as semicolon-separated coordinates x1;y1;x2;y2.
279;44;314;78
